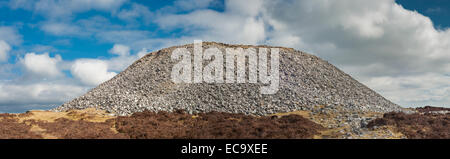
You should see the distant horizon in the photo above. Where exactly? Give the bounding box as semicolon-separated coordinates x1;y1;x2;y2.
0;0;449;113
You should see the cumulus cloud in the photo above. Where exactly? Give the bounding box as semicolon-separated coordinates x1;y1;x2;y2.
3;0;450;109
366;73;450;107
21;52;63;77
152;0;450;107
105;44;146;71
0;82;87;108
265;0;450;71
0;40;11;62
0;51;86;112
0;43;143;111
156;10;266;44
109;44;130;56
67;44;144;88
1;47;148;112
225;0;263;16
106;54;140;72
71;59;117;86
263;0;450;107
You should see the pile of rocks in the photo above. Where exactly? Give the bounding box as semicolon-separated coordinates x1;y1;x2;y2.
55;42;406;116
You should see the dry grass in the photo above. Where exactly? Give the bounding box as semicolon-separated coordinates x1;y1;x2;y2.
0;109;324;139
4;107;446;139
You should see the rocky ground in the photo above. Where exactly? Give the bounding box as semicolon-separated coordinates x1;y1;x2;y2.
1;106;447;139
56;42;406;116
3;42;443;139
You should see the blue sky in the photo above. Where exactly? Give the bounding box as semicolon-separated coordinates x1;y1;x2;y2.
0;0;449;113
397;0;450;29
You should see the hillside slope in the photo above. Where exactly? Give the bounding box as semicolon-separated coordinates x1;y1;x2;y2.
56;42;404;116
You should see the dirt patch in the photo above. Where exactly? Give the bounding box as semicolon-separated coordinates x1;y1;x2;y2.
19;108;115;123
27;118;128;139
367;112;450;139
114;110;325;139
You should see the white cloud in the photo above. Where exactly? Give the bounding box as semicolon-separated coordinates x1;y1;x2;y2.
366;73;450;107
8;0;33;10
0;50;87;112
106;54;140;72
117;3;153;24
31;44;57;53
137;48;148;58
0;43;143;111
153;0;450;107
40;16;124;37
71;59;117;86
105;44;145;71
0;40;11;62
2;0;449;109
0;82;87;107
156;9;266;44
225;0;263;17
21;52;63;77
109;44;130;56
10;0;128;19
108;45;152;72
96;30;151;44
262;0;450;107
40;22;85;36
0;26;22;45
0;63;15;80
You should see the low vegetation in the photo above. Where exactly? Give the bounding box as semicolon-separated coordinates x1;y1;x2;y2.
0;109;324;139
367;111;450;139
1;106;449;139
